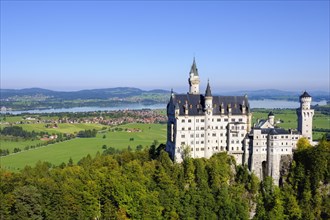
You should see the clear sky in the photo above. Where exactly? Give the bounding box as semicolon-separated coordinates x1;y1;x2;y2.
1;1;329;92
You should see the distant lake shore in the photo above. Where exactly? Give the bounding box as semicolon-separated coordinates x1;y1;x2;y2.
1;99;328;115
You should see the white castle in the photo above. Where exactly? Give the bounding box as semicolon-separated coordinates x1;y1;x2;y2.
166;59;314;184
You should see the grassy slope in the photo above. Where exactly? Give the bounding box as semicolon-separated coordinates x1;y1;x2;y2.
0;123;166;171
0;138;45;153
1;109;328;171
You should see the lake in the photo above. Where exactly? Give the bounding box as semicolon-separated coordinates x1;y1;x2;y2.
2;100;328;115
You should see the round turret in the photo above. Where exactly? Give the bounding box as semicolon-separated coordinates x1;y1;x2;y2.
300;91;312;110
268;111;275;125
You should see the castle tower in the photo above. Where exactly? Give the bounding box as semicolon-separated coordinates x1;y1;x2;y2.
204;81;213;158
297;91;314;141
268;111;275;126
188;58;200;94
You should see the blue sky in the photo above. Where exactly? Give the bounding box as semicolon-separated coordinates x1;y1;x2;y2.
1;1;329;92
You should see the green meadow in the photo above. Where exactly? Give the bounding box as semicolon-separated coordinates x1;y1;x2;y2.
1;108;328;171
0;138;45;154
1;123;166;171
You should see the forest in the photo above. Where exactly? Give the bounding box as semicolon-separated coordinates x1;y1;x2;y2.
0;139;329;219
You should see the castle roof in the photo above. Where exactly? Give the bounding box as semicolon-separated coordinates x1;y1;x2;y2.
260;128;290;135
300;91;311;98
205;81;212;97
170;93;249;116
268;111;274;116
190;58;199;76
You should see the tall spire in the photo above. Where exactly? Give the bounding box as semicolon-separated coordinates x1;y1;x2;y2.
190;57;199;76
205;79;212;97
188;57;200;95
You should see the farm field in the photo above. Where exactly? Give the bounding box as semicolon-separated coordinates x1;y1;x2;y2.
1;108;328;171
1;123;166;171
0;138;45;154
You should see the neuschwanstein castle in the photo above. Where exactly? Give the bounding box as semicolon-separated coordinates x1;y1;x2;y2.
166;59;314;185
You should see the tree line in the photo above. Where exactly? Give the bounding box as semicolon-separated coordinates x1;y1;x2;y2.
0;139;329;219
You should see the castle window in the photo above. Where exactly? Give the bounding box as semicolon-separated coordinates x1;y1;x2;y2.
220;126;224;129
237;147;239;151
232;147;234;150
239;118;243;122
201;134;204;137
196;134;199;138
212;119;214;122
190;134;194;138
231;140;234;144
191;141;193;145
241;126;244;129
241;134;244;137
201;141;204;144
212;133;216;137
236;140;239;143
201;148;204;151
181;135;185;138
286;136;288;138
182;127;185;130
188;127;191;130
224;119;228;122
196;119;199;122
196;148;199;151
196;127;199;130
231;119;235;122
281;149;283;152
196;141;199;144
201;127;204;130
201;119;204;122
215;126;218;129
181;142;185;145
191;148;193;151
220;133;223;137
188;119;191;123
217;118;221;122
281;136;284;138
181;119;185;123
256;149;258;152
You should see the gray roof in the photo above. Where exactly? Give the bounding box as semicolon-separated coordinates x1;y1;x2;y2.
261;128;290;135
268;111;274;116
190;58;199;76
300;91;311;98
169;93;250;116
205;81;212;97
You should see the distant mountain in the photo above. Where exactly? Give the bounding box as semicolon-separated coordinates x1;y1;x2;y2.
216;89;329;102
1;87;328;102
0;87;171;100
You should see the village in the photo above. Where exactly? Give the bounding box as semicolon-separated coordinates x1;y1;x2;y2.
1;109;167;127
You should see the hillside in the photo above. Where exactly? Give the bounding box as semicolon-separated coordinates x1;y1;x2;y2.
0;87;328;111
